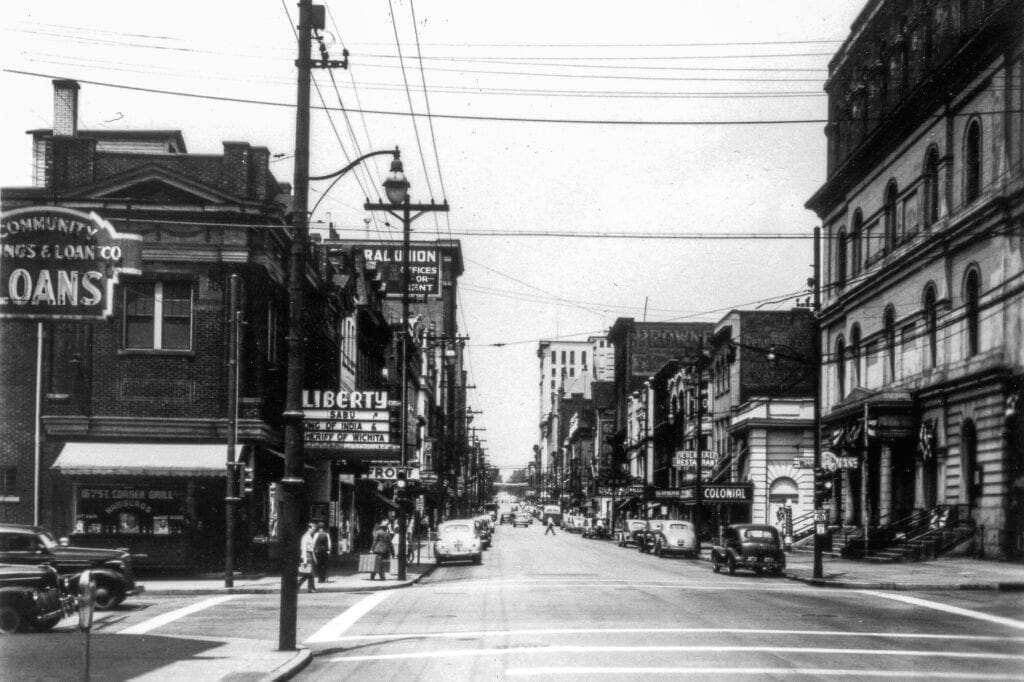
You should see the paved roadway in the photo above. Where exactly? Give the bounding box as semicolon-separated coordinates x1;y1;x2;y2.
294;521;1024;680
6;521;1022;680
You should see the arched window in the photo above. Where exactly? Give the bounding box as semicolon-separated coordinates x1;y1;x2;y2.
923;146;940;228
961;418;978;507
964;268;981;357
884;306;897;382
835;337;847;399
850;324;862;388
851;210;863;276
885;181;899;252
965;119;982;204
836;228;847;287
924;284;938;368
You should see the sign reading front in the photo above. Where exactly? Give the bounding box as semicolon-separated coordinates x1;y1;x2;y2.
0;207;142;320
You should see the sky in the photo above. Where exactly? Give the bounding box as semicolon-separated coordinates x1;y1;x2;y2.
1;0;866;480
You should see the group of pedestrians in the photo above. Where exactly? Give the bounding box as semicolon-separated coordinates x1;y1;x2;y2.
297;522;332;593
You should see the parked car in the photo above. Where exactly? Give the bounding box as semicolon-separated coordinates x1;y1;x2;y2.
0;524;141;609
474;516;493;549
0;563;76;634
513;512;533;527
710;524;786;576
582;517;609;539
615;519;648;547
434;520;483;565
638;520;697;558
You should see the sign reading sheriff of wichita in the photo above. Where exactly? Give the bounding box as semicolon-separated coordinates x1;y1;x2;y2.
0;206;142;320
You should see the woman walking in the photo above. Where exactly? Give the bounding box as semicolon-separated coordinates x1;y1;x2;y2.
297;523;317;592
369;521;392;580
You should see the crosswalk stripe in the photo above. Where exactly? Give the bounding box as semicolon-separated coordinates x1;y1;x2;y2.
118;596;235;635
304;590;393;644
504;667;1024;679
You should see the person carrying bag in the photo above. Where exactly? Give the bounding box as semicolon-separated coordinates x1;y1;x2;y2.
297;523;317;592
369;521;392;580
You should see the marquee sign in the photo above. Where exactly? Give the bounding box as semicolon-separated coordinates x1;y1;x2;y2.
362;245;441;298
302;390;399;454
0;207;142;320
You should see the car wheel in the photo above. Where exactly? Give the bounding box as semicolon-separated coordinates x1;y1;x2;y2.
726;557;736;576
93;583;122;610
0;605;24;634
711;558;721;573
655;543;663;558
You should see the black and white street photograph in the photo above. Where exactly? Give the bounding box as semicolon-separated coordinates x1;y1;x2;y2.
1;1;1023;679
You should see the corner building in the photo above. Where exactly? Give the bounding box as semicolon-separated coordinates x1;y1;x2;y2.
806;0;1024;558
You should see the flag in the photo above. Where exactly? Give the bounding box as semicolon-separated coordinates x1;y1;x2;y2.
830;427;846;451
865;418;879;440
918;419;935;460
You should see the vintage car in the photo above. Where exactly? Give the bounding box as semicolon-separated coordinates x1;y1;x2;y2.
434;520;483;565
581;517;610;540
0;524;141;609
637;520;697;557
564;515;585;533
0;563;76;634
710;524;786;576
615;519;648;548
513;512;533;527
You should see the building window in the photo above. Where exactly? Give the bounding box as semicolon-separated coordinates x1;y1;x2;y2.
964;268;981;357
836;227;847;287
923;146;940;227
551;350;555;363
551;367;555;377
885;181;899;253
924;284;938;368
850;324;861;388
884;306;896;383
0;467;16;498
835;337;846;399
570;351;575;364
124;281;193;350
965;119;982;204
582;351;587;366
561;351;566;364
851;210;863;277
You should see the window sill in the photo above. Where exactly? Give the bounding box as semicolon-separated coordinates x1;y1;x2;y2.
117;349;196;358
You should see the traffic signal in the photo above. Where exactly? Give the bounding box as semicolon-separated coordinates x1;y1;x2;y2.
813;466;832;504
395;470;409;502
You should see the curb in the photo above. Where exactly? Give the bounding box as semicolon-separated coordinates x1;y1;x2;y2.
141;564;438;597
263;647;313;682
783;572;1024;591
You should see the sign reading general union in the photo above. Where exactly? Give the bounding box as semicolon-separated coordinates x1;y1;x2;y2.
0;207;142;320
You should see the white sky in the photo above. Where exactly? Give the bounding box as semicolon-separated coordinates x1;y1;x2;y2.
1;1;866;479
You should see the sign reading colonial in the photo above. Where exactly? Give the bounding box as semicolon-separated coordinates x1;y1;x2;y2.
362;245;441;298
0;207;142;320
302;390;399;453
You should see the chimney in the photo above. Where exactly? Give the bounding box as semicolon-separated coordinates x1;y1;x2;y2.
52;79;80;137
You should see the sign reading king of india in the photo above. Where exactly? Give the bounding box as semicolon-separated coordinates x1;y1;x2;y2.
1;207;142;320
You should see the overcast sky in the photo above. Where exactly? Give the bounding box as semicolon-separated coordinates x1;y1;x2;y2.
1;1;866;478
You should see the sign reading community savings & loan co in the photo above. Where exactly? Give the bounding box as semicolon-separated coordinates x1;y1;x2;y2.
0;206;142;320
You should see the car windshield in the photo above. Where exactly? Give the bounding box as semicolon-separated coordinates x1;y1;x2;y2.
628;521;646;530
441;525;472;536
36;531;58;550
666;523;688;531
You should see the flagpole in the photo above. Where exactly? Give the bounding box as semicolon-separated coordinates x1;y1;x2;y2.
862;402;870;556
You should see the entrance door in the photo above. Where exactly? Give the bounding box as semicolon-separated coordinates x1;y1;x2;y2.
891;439;917;521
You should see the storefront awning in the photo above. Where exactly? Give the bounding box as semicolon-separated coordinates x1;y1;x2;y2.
52;442;245;477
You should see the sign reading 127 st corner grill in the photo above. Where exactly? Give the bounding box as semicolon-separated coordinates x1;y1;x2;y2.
0;207;142;320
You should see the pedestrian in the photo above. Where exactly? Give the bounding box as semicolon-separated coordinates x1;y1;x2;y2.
339;516;350;554
297;523;317;592
369;520;392;581
544;516;556;535
313;523;331;584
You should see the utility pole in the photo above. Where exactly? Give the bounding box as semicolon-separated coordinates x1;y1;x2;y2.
812;225;824;580
225;274;241;588
694;360;704;552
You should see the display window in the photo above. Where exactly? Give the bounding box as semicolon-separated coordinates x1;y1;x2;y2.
73;484;187;536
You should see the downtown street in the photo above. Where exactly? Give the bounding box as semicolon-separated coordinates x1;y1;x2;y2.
4;522;1023;680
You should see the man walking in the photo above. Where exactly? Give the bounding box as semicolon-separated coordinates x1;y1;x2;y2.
544;515;556;535
297;523;317;592
313;523;331;584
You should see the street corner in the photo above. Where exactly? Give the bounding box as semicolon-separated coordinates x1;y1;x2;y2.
261;646;313;682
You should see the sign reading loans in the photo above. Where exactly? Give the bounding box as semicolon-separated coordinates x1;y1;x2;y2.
0;207;142;320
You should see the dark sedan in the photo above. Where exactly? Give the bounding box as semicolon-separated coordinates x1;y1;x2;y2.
0;563;76;634
710;524;786;576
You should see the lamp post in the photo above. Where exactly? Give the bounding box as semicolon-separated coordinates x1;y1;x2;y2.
365;159;449;580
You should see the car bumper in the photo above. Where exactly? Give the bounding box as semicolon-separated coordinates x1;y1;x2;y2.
737;557;785;569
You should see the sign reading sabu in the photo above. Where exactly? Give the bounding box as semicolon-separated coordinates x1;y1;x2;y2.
0;207;141;320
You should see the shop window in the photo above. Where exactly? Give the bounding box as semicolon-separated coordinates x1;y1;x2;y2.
124;281;193;350
923;146;940;228
964;268;981;357
961;419;979;507
965;119;982;204
0;467;16;499
72;484;188;536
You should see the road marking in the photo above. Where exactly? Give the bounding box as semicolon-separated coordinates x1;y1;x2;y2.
118;596;235;635
862;590;1024;631
327;644;1024;663
304;590;393;644
505;667;1024;679
325;626;1024;644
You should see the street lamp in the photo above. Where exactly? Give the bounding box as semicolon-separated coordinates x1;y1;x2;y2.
365;159;449;581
